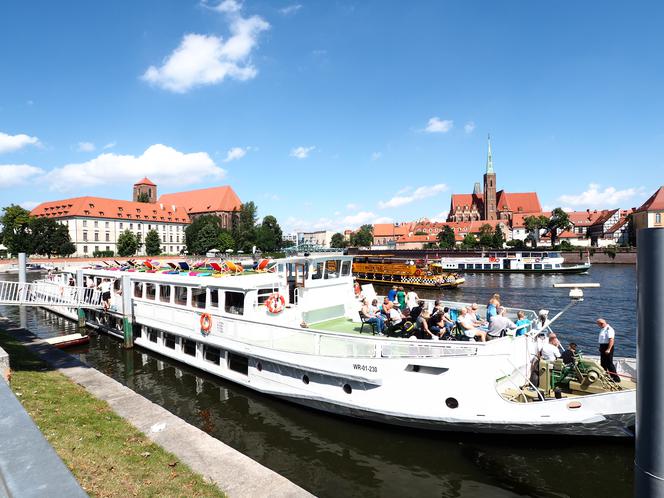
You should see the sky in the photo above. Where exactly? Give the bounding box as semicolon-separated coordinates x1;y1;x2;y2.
1;0;662;233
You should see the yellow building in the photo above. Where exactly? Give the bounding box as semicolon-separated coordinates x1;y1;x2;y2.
632;186;664;231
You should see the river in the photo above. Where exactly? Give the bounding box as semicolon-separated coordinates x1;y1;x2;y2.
0;265;635;498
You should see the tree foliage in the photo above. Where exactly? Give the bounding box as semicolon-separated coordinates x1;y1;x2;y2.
350;224;373;247
437;226;456;249
145;229;161;256
217;230;235;252
232;202;258;253
461;233;478;249
492;224;506;249
330;232;347;248
31;218;75;257
547;208;572;247
524;215;549;248
185;215;222;255
136;191;150;203
255;215;282;252
117;229;139;257
478;224;494;248
0;205;33;256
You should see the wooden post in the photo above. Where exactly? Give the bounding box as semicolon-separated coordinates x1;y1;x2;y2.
121;275;133;349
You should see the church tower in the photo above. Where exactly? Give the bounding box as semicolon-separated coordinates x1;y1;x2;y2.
133;177;157;203
483;135;497;220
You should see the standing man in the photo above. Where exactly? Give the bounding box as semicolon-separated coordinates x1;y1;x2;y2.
597;318;620;382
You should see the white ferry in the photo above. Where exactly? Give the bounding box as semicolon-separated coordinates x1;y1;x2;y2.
37;254;634;437
438;251;591;274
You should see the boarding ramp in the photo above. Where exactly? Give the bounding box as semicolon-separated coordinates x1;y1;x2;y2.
0;280;103;308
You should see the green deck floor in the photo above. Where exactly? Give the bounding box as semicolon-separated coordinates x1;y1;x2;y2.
310;317;370;335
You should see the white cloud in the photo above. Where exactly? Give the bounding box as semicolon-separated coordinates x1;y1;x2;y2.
45;144;225;191
223;146;248;162
464;121;475;134
77;141;96;152
373;216;394;224
264;193;280;201
343;211;376;225
142;3;269;93
26;100;34;106
557;183;645;208
103;142;116;150
430;211;449;222
0;131;40;154
280;4;302;15
346;203;359;210
379;183;448;209
424;117;453;133
19;200;41;210
371;152;381;161
290;146;315;159
0;164;45;188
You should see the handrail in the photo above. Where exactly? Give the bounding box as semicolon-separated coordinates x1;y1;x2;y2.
0;280;103;308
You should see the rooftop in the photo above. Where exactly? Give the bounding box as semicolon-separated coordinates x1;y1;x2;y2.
159;185;242;214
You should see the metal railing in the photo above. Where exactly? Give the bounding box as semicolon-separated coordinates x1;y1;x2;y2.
0;280;103;308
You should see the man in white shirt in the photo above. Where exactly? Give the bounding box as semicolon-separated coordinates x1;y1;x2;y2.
458;308;486;342
540;333;561;361
597;318;620;382
488;307;517;339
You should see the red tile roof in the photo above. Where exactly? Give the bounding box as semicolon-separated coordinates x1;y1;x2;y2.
159;185;242;214
636;186;664;212
31;196;190;223
450;193;483;211
373;223;413;237
134;177;156;186
496;191;542;214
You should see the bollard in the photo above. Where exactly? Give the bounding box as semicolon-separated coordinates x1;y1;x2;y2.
121;275;134;349
635;228;664;497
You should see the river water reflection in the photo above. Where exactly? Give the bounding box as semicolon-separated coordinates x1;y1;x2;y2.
0;266;635;497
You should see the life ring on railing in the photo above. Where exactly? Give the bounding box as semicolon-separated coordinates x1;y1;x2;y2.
200;313;212;335
414;269;422;277
266;293;285;314
489;257;497;262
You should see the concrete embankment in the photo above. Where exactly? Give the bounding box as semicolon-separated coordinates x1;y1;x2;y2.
1;320;313;498
561;250;636;264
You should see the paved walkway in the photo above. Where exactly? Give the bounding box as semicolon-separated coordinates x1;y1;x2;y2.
1;321;313;498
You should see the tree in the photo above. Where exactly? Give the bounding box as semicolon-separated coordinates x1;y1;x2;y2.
478;224;494;248
506;239;526;249
117;229;139;257
255;215;283;252
350;224;373;247
461;234;477;249
524;215;549;248
0;205;33;256
145;229;161;256
218;230;235;252
548;208;572;247
330;232;347;248
185;215;222;255
281;239;295;249
232;202;258;252
30;218;76;257
136;191;150;203
437;226;456;249
194;224;221;255
492;224;506;249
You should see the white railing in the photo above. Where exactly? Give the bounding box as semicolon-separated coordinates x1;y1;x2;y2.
0;280;103;308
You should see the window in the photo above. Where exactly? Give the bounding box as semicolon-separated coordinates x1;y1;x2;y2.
129;223;133;229
105;233;110;241
474;264;482;269
94;221;98;228
174;286;188;306
534;264;542;270
183;338;196;356
83;231;88;241
170;235;173;243
134;325;142;339
524;264;532;270
204;345;221;365
148;328;158;343
145;283;156;300
311;262;324;279
105;221;109;228
257;288;273;305
227;352;248;375
95;246;99;252
119;222;123;229
191;288;206;308
492;264;500;269
106;246;110;251
83;245;88;253
544;264;552;269
225;291;244;315
657;213;662;224
164;333;176;349
134;282;144;298
159;285;171;303
82;220;87;227
94;232;99;241
483;264;491;270
341;260;351;276
209;289;219;307
324;260;341;279
458;263;465;269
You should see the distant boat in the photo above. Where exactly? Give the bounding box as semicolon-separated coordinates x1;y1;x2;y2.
438;250;590;274
352;257;465;288
2;263;52;274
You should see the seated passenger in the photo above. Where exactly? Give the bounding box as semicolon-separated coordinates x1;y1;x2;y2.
486;293;500;322
361;298;385;335
458;308;487;342
514;311;531;336
414;310;436;340
487;307;517;339
533;309;551;334
442;307;456;335
470;303;483;322
385;303;405;336
560;342;578;364
380;297;391;317
410;300;425;321
540;333;561;361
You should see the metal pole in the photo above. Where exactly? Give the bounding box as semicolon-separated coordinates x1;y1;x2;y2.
121;275;134;349
18;253;27;328
636;228;664;497
75;269;86;330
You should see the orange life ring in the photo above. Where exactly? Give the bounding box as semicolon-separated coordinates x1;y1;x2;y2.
489;257;497;262
414;269;422;277
266;293;285;314
200;313;212;335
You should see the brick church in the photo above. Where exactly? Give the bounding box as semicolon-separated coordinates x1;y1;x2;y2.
447;136;542;222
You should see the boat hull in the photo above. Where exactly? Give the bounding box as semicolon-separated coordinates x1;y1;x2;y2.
454;264;591;274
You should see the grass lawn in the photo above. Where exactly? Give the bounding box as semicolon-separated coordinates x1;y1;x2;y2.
0;329;224;498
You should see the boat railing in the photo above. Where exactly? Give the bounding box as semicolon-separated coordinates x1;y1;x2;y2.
0;279;103;308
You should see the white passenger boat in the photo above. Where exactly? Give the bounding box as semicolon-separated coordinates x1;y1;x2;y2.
438;250;591;274
37;254;634;437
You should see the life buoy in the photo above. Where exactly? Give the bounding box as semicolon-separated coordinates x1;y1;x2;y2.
266;293;285;314
200;313;212;335
414;269;422;277
489;257;497;262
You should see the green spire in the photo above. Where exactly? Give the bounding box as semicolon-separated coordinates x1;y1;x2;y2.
486;134;494;174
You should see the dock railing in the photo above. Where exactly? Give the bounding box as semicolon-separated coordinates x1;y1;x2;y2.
0;280;103;308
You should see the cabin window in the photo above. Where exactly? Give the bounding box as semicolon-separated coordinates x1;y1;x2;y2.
145;283;156;300
225;291;244;315
483;264;491;270
134;282;144;298
474;264;482;269
534;264;542;270
311;262;324;280
227;352;249;375
555;264;561;268
182;338;196;356
113;279;121;292
524;264;532;270
523;252;531;258
341;260;351;276
458;264;465;269
204;345;221;365
148;328;158;343
257;288;274;305
159;285;171;303
544;264;552;269
174;286;188;306
492;264;500;269
209;289;219;308
134;325;142;339
191;288;206;309
324;260;341;279
164;333;176;349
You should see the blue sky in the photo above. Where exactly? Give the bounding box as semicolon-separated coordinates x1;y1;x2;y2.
1;0;662;233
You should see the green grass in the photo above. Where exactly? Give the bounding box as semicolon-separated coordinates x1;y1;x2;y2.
0;329;224;498
310;317;366;335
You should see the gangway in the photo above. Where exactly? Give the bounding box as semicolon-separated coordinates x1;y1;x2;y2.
0;280;103;308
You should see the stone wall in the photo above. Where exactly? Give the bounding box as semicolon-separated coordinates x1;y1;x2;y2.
562;250;636;264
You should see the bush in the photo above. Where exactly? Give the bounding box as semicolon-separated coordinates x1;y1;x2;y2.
92;250;114;258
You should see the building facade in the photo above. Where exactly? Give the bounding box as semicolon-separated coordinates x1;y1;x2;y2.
632;186;664;232
158;185;242;230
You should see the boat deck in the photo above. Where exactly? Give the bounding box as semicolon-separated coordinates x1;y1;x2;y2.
309;317;369;336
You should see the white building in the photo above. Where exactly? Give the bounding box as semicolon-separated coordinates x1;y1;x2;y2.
297;230;334;248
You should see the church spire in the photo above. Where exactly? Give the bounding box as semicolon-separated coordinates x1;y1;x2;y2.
486;133;494;174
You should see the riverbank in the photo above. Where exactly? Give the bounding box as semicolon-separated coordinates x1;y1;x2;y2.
0;318;312;498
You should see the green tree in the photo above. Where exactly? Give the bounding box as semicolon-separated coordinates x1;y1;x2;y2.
145;229;161;256
506;239;526;250
30;218;76;257
281;239;295;249
524;215;549;248
461;233;478;249
255;215;283;252
136;191;150;203
478;224;494;248
217;230;235;252
437;226;456;249
185;215;222;255
330;232;347;248
232;202;258;252
117;229;139;257
195;224;221;255
350;224;373;247
0;205;33;256
492;224;506;249
547;208;572;247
